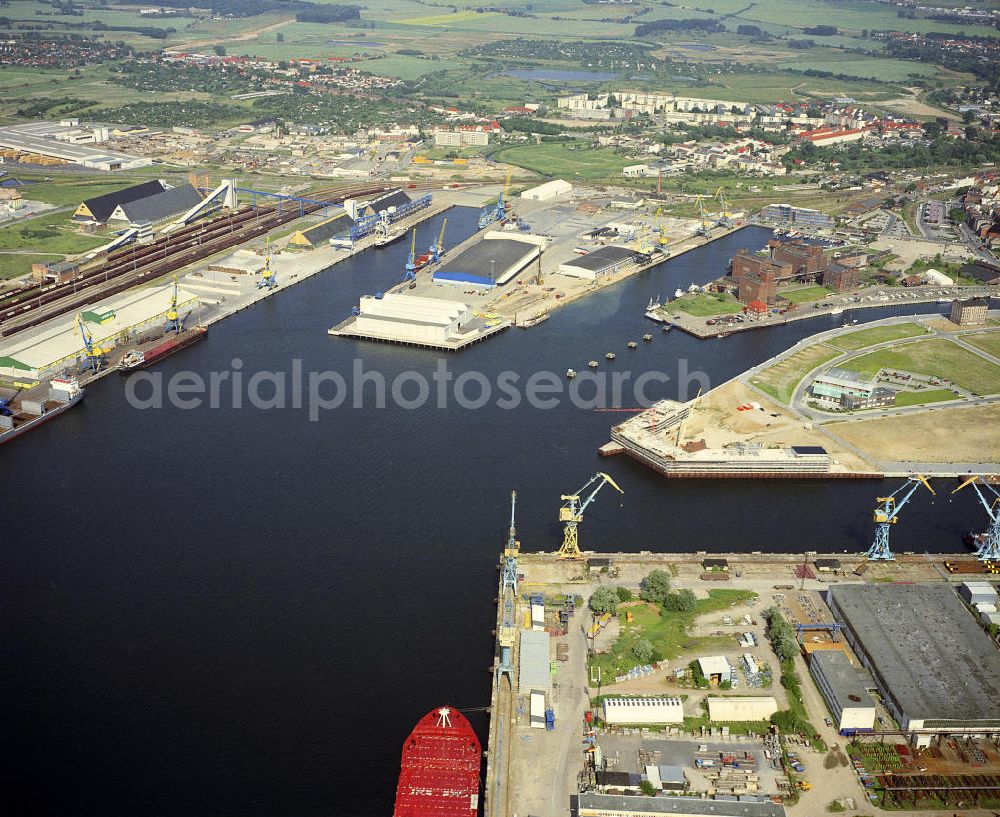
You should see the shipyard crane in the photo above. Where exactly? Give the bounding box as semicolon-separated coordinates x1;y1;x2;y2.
75;314;107;373
430;218;447;264
865;475;934;561
557;472;624;559
713;187;734;229
258;236;277;290
165;276;183;334
404;228;418;282
479;169;513;228
694;195;711;236
655;207;669;246
496;489;520;685
952;476;1000;561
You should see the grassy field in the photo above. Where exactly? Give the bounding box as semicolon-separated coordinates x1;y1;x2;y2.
670;292;743;317
589;590;757;679
0;253;64;280
828;322;927;351
963;331;1000;360
18;177;147;208
750;343;842;404
491;141;628;180
781;285;833;305
893;388;960;407
839;338;1000;395
0;211;107;256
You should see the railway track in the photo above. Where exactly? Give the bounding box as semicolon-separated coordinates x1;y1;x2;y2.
0;183;389;338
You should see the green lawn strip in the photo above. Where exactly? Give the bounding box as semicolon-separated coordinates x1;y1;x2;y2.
962;330;1000;360
892;388;960;407
828;322;927;351
780;285;833;305
671;292;743;317
749;343;842;404
588;590;755;680
838;338;1000;396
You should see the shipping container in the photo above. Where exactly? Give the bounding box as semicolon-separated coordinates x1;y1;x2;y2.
530;691;546;729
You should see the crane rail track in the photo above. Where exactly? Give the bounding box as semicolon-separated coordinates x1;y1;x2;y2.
0;184;390;338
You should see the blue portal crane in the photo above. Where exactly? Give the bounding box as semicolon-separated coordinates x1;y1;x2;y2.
497;489;519;685
258;236;277;290
952;476;1000;561
430;218;447;264
403;228;419;282
558;472;624;559
478;169;513;229
165;277;183;334
75;314;107;374
866;475;934;561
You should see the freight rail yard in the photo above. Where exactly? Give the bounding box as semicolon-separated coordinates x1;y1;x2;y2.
485;484;1000;817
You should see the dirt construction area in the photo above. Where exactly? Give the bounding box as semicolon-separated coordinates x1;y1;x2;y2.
684;380;875;472
827;402;1000;463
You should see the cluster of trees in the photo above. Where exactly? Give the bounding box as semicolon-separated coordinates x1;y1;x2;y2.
88;100;243;128
786;131;1000;171
462;37;652;69
111;62;264;95
501;119;564;136
295;4;361;24
882;35;999;84
587;570;697;615
635;18;724;37
762;607;799;662
803;25;838;36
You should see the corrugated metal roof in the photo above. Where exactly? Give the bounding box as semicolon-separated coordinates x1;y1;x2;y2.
518;629;550;693
116;184;202;224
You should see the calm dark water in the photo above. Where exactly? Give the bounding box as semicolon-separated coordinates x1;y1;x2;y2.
0;210;982;817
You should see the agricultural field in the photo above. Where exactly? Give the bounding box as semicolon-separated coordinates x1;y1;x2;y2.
828;322;928;351
750;343;842;404
490;141;629;180
838;337;1000;395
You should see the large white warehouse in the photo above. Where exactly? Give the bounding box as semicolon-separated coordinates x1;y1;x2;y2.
602;696;684;725
520;179;572;201
353;293;473;345
706;696;778;722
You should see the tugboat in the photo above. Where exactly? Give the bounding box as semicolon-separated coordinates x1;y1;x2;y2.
627;341;638;350
393;706;480;817
605;352;616;361
566;368;577;379
588;360;599;368
643;333;653;342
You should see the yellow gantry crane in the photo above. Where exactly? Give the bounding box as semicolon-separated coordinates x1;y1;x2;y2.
166;276;182;333
557;472;624;559
74;313;108;373
655;207;669;246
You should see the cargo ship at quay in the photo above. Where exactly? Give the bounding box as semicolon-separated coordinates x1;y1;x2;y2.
0;376;83;445
119;326;208;372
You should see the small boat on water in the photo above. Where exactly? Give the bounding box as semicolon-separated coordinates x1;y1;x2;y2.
627;341;638;349
674;288;684;299
605;352;616;361
646;296;661;311
566;368;576;378
662;324;671;333
588;360;599;368
643;333;653;342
